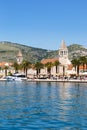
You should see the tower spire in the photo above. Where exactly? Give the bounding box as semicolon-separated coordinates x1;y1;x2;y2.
60;40;67;49
59;40;71;65
16;50;23;64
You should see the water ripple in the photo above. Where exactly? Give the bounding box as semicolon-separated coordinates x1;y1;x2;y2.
0;82;87;129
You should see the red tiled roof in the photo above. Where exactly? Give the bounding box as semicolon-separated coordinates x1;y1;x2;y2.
0;62;13;67
68;64;87;70
79;64;87;70
41;58;59;64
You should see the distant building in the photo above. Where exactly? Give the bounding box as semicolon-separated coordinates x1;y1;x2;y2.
0;62;13;77
16;50;23;64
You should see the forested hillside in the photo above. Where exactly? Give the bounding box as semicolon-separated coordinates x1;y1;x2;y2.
0;41;87;63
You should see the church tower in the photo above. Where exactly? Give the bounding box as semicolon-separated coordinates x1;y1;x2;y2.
59;40;71;65
16;50;23;64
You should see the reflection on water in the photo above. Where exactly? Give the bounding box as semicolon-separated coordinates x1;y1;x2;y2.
0;81;87;129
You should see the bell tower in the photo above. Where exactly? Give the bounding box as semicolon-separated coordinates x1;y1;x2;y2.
16;50;23;64
59;40;70;65
59;40;68;59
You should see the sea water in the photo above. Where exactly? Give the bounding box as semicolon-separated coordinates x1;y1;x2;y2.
0;81;87;129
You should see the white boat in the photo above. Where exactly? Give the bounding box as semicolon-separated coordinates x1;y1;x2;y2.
13;73;27;81
4;73;27;81
4;76;14;81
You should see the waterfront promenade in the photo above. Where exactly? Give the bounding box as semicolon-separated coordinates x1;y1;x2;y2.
27;78;87;83
0;76;87;83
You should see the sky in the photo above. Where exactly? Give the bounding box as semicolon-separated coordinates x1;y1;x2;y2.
0;0;87;50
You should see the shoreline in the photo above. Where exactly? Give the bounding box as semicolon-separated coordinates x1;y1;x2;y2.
0;78;87;83
27;79;87;83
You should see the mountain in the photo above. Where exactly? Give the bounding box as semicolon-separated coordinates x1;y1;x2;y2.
0;41;47;63
0;41;87;63
68;44;87;60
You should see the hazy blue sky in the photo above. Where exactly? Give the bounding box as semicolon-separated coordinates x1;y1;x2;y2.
0;0;87;50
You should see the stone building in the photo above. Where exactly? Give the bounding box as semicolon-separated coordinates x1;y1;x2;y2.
16;50;23;64
58;40;71;76
59;40;71;65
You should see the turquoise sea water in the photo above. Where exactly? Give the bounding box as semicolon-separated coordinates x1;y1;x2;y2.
0;81;87;129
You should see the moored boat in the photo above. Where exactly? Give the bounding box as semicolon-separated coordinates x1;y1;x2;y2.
4;73;27;81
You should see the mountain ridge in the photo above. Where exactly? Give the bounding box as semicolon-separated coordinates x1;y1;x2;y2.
0;41;87;63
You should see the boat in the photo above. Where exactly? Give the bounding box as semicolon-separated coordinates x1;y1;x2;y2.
4;73;27;81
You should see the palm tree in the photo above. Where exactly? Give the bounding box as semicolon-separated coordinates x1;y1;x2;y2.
63;65;65;77
0;67;2;73
71;58;78;72
12;62;19;73
4;66;9;76
45;62;53;78
71;58;81;76
79;56;86;72
21;60;31;77
85;57;87;71
53;60;60;73
34;62;43;77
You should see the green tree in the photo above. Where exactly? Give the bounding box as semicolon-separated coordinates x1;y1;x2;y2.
21;60;31;77
71;58;81;76
79;56;86;72
63;65;65;77
53;60;60;73
45;62;53;78
12;62;19;73
71;58;78;71
34;62;43;77
4;66;9;76
85;57;87;71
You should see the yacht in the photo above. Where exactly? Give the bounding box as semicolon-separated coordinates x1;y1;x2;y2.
5;73;27;81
